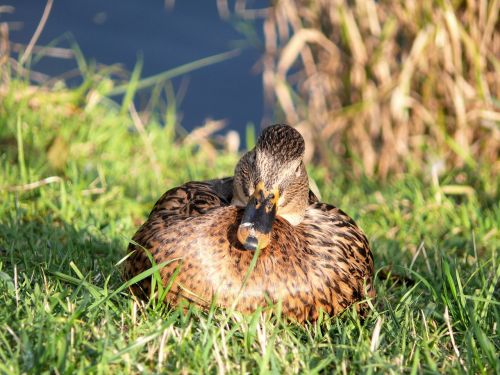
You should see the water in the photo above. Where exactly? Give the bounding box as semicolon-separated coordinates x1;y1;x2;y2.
1;0;265;134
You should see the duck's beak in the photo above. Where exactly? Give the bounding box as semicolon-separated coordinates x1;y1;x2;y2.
237;181;279;251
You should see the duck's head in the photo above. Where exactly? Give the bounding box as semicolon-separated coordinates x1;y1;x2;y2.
232;124;309;251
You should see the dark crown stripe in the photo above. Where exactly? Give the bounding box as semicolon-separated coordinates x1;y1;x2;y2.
256;124;305;161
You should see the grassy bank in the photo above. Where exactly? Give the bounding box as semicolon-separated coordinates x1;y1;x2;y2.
0;78;498;373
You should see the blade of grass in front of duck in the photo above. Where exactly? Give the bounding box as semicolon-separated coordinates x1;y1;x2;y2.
136;239;209;308
88;259;177;311
157;263;182;304
228;245;262;314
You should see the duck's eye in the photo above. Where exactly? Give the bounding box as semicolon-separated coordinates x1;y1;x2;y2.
268;193;275;201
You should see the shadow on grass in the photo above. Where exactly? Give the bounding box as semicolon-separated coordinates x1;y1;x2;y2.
0;218;125;287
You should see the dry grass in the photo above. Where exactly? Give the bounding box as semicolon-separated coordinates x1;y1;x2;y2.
230;0;499;178
4;2;498;180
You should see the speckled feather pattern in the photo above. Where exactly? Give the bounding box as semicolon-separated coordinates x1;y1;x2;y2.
124;178;375;322
257;124;305;163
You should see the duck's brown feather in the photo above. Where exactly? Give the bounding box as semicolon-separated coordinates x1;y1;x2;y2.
124;178;374;322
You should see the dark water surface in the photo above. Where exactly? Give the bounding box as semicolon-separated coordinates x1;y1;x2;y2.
1;0;265;133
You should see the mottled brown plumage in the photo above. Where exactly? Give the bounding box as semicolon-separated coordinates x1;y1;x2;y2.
124;124;375;322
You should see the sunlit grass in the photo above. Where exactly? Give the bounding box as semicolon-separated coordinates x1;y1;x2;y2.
0;65;498;373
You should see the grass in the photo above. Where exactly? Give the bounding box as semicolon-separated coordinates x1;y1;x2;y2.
0;73;499;373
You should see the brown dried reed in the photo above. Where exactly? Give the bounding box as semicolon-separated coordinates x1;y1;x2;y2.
230;0;499;178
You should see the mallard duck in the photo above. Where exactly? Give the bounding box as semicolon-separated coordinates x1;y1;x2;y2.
124;124;375;322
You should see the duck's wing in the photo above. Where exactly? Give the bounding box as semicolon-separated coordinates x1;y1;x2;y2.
124;177;234;289
149;177;234;222
300;203;375;314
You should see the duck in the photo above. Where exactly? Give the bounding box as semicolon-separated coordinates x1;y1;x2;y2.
124;124;375;322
